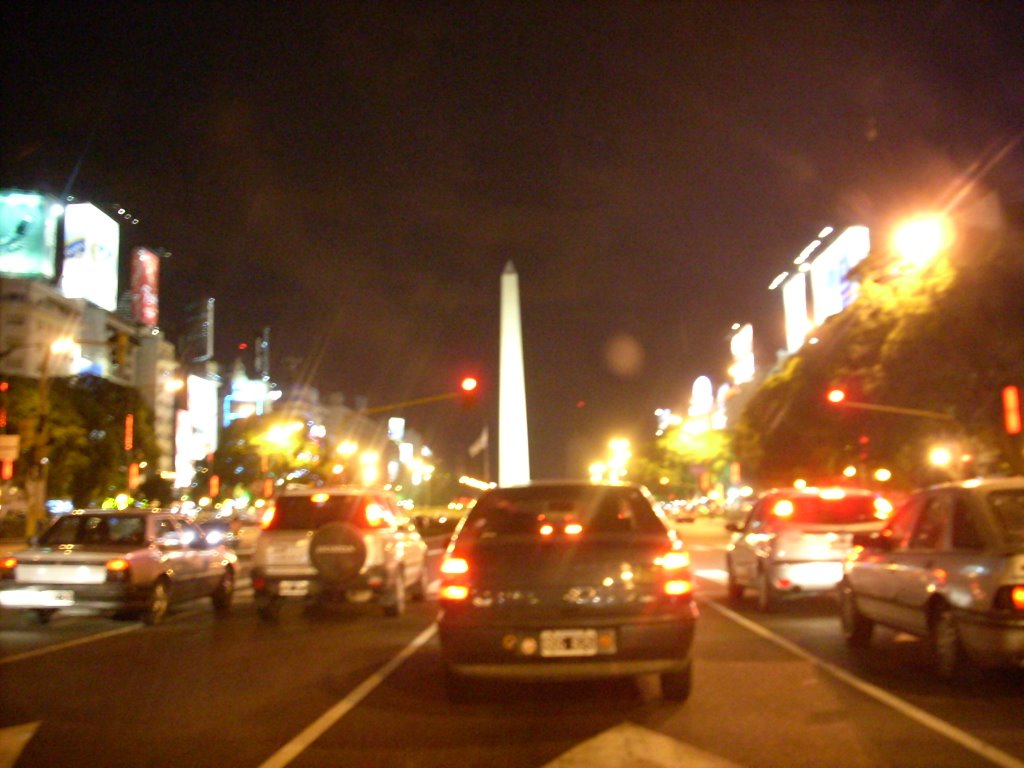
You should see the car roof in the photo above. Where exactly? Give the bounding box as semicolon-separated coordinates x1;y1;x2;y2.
925;477;1024;493
759;487;880;499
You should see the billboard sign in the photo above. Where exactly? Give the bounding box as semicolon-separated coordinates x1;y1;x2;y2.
186;375;220;461
131;247;160;327
809;226;870;326
60;203;120;311
782;272;810;353
0;190;61;279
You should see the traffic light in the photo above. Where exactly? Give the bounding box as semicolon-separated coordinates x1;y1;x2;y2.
460;376;479;408
1003;385;1022;435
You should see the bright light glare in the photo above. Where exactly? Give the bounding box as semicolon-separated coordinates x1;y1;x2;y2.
891;214;952;270
874;468;892;482
440;557;469;575
929;446;954;467
772;499;795;517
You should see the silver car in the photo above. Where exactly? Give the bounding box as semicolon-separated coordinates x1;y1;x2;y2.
251;486;429;621
726;486;893;611
839;477;1024;680
0;509;237;625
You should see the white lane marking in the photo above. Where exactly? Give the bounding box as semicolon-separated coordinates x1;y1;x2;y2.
544;722;743;768
704;599;1024;768
0;624;140;666
0;722;40;768
258;623;438;768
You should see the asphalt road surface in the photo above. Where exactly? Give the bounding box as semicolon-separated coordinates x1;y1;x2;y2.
1;518;1022;768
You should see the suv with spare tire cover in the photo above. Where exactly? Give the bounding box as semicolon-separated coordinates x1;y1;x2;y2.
250;486;428;621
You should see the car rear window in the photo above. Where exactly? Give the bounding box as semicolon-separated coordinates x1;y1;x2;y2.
459;485;664;544
268;494;362;530
40;514;146;546
765;494;884;526
988;489;1024;545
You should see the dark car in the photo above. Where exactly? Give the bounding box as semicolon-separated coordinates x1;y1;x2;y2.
437;481;698;701
840;477;1024;680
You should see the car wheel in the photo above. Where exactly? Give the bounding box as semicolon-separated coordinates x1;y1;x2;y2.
444;665;471;702
660;664;692;702
211;568;234;614
383;568;406;617
726;557;744;603
930;604;972;682
33;609;57;625
838;581;873;648
309;522;366;586
144;579;170;626
756;567;776;612
256;593;281;622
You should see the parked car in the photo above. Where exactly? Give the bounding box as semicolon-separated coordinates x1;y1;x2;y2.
839;477;1024;680
437;481;698;701
726;486;893;611
0;509;236;625
250;486;428;621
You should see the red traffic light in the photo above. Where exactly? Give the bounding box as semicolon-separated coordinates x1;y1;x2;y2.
826;389;846;404
461;377;479;393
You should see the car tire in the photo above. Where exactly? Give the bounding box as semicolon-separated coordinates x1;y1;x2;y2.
256;593;281;622
444;665;471;702
726;557;744;603
383;568;406;617
144;579;170;626
839;581;873;648
33;609;57;625
660;664;692;702
211;568;234;614
930;603;972;682
756;567;776;613
309;522;367;586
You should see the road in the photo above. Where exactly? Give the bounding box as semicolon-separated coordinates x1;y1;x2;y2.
1;518;1021;768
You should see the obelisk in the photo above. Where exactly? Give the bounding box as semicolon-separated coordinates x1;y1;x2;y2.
499;261;530;486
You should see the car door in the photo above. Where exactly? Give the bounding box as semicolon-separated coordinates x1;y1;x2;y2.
731;499;770;586
850;496;921;628
153;516;194;601
887;491;953;635
178;519;219;597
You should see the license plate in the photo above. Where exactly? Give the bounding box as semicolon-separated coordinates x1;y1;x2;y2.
278;580;309;597
540;629;599;657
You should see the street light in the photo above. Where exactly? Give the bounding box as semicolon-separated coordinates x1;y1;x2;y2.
889;213;953;272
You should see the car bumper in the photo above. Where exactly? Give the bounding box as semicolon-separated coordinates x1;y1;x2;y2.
0;582;150;613
438;605;697;680
958;611;1024;668
251;566;387;601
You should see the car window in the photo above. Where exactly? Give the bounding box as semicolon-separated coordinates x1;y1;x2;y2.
987;489;1024;545
39;514;146;546
882;497;921;550
909;495;950;550
268;493;362;530
154;518;181;546
461;486;663;544
178;520;207;547
950;494;984;550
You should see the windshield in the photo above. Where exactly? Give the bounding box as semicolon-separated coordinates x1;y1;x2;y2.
268;494;362;530
988;489;1024;545
39;514;147;546
460;485;664;544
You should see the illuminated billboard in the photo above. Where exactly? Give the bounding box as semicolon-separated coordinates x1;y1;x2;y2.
131;247;160;327
0;190;61;279
782;272;810;353
60;203;120;311
728;323;755;385
186;375;220;460
809;226;870;326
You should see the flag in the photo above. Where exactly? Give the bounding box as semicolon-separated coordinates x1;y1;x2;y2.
468;425;489;458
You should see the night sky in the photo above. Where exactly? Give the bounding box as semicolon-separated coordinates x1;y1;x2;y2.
3;1;1022;477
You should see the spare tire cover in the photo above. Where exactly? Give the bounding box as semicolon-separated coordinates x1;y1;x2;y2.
309;522;366;585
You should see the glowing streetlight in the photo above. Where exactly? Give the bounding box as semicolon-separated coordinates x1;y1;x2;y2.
890;214;953;271
359;450;380;487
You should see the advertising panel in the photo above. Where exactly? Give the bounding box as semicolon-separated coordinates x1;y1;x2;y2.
0;190;61;278
131;247;160;327
782;272;810;353
728;323;755;385
60;203;120;311
809;226;869;326
186;375;220;461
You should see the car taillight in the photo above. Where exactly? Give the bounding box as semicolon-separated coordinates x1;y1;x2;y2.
363;503;390;529
664;579;694;596
260;503;276;530
995;585;1024;612
1;556;16;579
106;558;131;583
656;548;693;597
439;556;470;601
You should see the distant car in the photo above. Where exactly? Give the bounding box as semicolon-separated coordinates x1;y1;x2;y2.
250;486;428;621
0;509;236;625
839;477;1024;680
197;515;261;558
437;481;698;701
726;487;893;611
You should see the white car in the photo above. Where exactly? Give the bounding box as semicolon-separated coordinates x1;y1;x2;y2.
0;509;237;625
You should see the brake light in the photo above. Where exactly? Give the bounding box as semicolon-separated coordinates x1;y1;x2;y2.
310;492;330;504
994;585;1024;612
564;523;584;536
106;557;131;583
873;497;894;520
664;579;694;596
1;556;16;579
260;503;276;530
440;584;470;601
539;523;554;536
440;557;469;575
1014;586;1024;611
772;499;795;518
656;550;691;570
439;555;470;601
